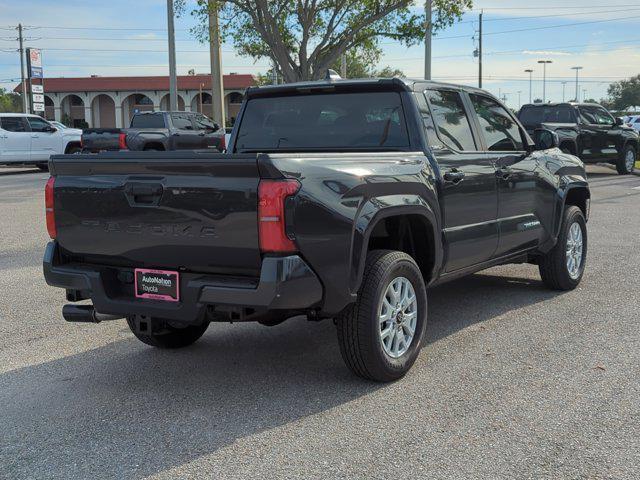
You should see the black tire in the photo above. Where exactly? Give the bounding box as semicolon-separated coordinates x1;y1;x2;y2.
616;143;636;175
336;250;428;382
66;146;81;155
126;317;210;349
539;206;587;290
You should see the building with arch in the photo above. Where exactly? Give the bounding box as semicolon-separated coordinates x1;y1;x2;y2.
14;73;254;128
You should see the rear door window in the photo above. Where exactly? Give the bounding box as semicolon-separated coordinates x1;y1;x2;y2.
170;114;194;130
130;114;165;128
236;91;409;151
469;94;524;151
424;89;477;151
1;116;28;132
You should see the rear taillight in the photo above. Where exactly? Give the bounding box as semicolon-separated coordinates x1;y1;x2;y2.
258;179;300;253
118;132;127;150
45;176;56;239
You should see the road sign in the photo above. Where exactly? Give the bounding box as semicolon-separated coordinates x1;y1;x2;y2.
32;93;44;103
26;48;43;78
31;84;43;94
33;102;45;112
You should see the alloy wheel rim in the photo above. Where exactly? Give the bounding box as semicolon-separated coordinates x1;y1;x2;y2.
565;222;584;280
378;276;418;358
625;150;635;171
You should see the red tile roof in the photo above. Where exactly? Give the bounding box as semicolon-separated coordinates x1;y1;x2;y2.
14;74;255;93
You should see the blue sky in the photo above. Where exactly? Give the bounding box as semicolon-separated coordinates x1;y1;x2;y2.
1;0;639;109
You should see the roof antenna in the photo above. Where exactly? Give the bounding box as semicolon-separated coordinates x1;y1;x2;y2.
325;69;342;81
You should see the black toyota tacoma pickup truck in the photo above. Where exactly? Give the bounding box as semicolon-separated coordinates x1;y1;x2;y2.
518;102;638;175
81;111;225;153
43;78;590;382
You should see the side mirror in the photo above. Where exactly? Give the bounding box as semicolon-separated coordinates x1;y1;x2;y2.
45;126;57;133
533;128;559;150
212;123;220;131
615;117;624;126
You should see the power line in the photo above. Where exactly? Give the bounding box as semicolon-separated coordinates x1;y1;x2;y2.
456;7;640;25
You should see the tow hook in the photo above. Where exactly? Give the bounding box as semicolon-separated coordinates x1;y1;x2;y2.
62;304;123;323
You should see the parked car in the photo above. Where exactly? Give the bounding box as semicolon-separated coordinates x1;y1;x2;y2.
81;111;225;153
43;77;590;382
517;102;638;174
0;113;82;169
623;115;640;133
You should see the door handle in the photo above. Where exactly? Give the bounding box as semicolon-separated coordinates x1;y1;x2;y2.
198;132;206;136
495;166;512;180
443;169;465;184
31;135;39;138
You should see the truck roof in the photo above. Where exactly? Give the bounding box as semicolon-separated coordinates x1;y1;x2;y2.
520;102;603;108
246;77;491;97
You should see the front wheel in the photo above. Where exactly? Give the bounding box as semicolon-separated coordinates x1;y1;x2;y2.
539;206;587;290
336;250;428;382
616;144;636;175
126;317;210;349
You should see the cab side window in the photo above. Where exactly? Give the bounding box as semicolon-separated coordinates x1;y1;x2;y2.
27;117;52;132
579;106;614;126
424;89;477;151
1;117;28;132
469;94;524;151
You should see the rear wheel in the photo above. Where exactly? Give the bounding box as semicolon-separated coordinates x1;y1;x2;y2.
538;206;587;290
66;146;81;155
616;144;636;175
126;317;209;349
336;250;427;382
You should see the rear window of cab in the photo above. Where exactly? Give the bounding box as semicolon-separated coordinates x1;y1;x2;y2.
235;91;409;151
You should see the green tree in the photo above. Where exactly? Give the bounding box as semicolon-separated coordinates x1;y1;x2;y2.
329;44;404;78
0;88;22;113
606;74;640;111
179;0;471;83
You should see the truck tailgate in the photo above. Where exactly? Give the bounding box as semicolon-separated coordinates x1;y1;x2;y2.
50;151;262;276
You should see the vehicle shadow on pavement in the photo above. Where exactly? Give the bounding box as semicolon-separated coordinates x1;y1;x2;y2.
426;268;564;344
0;268;563;479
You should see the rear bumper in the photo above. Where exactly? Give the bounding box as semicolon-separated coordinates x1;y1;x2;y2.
43;241;323;322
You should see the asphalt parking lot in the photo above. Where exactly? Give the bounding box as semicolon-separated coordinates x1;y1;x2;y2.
0;165;639;479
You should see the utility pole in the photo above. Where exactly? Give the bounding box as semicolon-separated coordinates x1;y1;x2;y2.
524;69;533;104
478;10;482;88
517;91;522;109
340;54;347;78
17;24;27;113
166;0;178;111
208;1;225;126
538;60;552;103
562;82;567;102
583;89;588;102
571;66;583;102
424;0;432;80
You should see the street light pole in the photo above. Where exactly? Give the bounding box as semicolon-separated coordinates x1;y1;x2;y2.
524;69;533;104
571;66;583;102
424;0;432;80
562;82;566;102
517;91;522;109
538;60;552;103
478;10;482;88
166;0;178;111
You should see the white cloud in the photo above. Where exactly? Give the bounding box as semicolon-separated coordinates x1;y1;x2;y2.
522;50;572;56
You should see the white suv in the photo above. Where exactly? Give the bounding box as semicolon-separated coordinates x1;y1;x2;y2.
0;113;82;169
